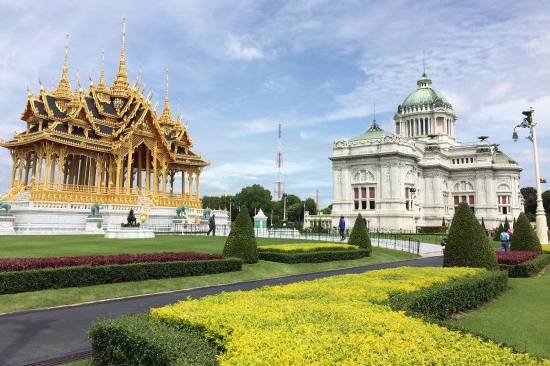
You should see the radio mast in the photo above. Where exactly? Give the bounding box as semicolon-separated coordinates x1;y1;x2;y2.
274;123;284;200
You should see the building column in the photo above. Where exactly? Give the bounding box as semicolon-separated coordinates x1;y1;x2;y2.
169;170;175;194
49;155;56;185
10;152;17;186
115;155;123;193
195;171;200;197
126;142;133;193
188;172;194;196
145;149;151;192
137;147;142;191
153;146;159;193
161;161;167;194
181;170;189;197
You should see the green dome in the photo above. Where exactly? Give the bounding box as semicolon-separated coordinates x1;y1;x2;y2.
400;74;452;110
352;121;394;141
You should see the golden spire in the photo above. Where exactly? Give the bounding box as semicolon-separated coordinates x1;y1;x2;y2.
54;33;72;100
111;18;130;97
97;50;107;92
68;69;82;111
159;68;173;124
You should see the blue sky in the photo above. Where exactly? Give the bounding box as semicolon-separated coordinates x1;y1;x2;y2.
1;0;550;208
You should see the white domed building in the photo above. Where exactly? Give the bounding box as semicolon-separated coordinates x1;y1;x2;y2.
329;73;522;231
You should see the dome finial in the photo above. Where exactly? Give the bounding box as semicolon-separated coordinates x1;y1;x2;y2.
422;50;426;77
159;67;173;124
97;49;107;92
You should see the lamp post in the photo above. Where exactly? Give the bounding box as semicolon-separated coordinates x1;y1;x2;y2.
513;107;548;244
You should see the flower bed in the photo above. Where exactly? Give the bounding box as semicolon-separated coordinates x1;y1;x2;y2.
496;251;540;265
257;243;358;253
0;252;223;272
90;267;547;365
500;254;550;278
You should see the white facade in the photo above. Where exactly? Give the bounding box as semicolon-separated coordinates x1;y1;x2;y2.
330;74;522;231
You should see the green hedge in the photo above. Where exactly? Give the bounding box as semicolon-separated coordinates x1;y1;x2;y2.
499;254;550;278
386;270;508;320
0;258;242;295
258;249;370;264
90;314;217;366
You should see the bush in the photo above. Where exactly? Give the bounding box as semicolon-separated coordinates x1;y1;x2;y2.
90;314;217;366
387;270;508;320
511;212;541;252
417;226;447;234
223;208;258;263
257;243;358;253
499;254;550;277
348;213;371;254
0;252;223;272
0;258;242;295
493;223;504;241
258;249;370;263
444;203;498;270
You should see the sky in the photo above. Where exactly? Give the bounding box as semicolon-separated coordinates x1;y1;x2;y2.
1;0;550;208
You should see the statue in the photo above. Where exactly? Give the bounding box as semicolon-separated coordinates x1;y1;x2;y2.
90;203;101;217
176;205;188;219
201;207;212;221
0;201;11;215
122;209;140;228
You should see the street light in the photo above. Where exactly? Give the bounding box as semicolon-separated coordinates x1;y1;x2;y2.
513;107;548;244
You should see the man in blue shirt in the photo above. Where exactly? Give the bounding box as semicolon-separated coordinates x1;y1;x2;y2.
338;216;346;241
499;230;510;252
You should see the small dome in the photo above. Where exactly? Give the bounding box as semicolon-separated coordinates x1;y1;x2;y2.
351;121;394;141
400;73;452;110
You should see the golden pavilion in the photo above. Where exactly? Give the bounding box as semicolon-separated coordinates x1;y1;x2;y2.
0;24;208;209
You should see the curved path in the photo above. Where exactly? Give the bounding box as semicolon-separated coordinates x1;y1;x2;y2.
0;256;443;366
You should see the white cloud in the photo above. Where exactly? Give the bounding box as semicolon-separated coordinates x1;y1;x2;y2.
225;35;264;61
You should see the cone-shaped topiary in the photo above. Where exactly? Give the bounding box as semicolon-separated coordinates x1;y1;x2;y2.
493;223;504;241
503;217;510;232
444;203;498;270
348;213;371;255
223;208;258;263
481;217;487;236
511;212;541;252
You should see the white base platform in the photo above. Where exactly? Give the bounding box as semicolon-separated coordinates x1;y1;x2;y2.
0;215;15;235
104;228;155;239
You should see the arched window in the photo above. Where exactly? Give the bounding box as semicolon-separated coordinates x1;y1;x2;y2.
452;181;475;211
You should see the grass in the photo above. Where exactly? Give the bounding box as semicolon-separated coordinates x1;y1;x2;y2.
446;265;550;359
371;232;446;244
0;235;415;314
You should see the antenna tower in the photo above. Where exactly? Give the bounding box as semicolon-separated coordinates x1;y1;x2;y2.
274;123;284;199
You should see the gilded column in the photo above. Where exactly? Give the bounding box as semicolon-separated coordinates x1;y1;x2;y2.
153;145;158;193
195;170;200;198
10;150;17;187
161;160;168;194
137;148;142;191
188;172;194;196
181;170;189;197
57;148;67;187
50;155;56;185
145;149;151;192
23;153;30;185
18;152;24;183
96;156;104;193
126;142;133;193
90;157;97;187
169;170;175;194
115;154;123;193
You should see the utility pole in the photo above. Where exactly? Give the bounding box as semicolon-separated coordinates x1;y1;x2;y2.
283;193;287;222
513;108;548;244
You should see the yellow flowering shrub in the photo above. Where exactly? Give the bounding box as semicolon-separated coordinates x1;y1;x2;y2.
257;242;358;253
542;244;550;253
152;267;550;365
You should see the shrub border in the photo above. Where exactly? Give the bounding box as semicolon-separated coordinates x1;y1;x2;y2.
499;254;550;278
386;270;508;320
258;249;370;263
90;314;218;366
0;258;242;295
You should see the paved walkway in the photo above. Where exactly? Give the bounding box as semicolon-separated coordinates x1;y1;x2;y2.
0;256;443;366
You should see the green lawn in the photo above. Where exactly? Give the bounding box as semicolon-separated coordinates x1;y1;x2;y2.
0;235;415;314
447;266;550;359
371;232;446;244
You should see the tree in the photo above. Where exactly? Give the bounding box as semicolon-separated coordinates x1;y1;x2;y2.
235;184;272;219
223;208;258;263
511;212;541;252
521;187;537;220
304;198;317;215
493;223;504;241
321;204;332;215
443;203;497;270
348;214;372;254
481;217;487;236
503;217;510;232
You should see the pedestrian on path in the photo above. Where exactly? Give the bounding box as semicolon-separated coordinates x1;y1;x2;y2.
207;214;216;236
499;229;510;252
338;216;346;241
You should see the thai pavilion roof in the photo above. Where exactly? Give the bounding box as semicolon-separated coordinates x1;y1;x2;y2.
1;25;207;169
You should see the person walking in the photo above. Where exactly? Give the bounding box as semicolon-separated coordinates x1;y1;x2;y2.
499;228;510;252
506;228;513;252
338;216;346;241
207;214;216;236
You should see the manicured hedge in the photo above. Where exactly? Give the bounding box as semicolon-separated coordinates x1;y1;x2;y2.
496;251;539;265
0;258;242;294
90;314;217;366
0;252;223;272
258;249;370;263
499;254;550;278
386;270;508;320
